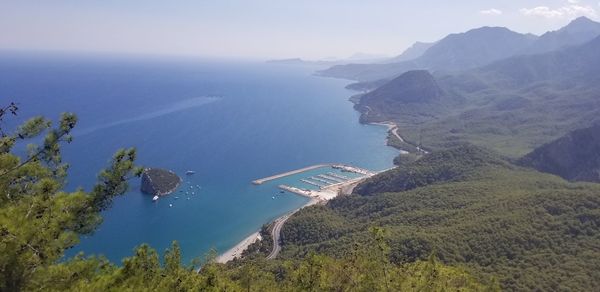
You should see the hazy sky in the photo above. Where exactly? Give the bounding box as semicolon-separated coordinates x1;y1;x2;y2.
1;0;599;60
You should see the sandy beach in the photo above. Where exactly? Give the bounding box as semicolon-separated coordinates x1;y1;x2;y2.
215;231;262;263
370;121;411;154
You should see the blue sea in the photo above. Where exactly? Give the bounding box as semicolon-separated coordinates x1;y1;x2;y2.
0;52;397;264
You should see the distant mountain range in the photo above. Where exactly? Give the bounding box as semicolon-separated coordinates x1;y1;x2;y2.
319;17;600;82
388;41;435;62
267;53;389;66
526;16;600;54
354;29;600;157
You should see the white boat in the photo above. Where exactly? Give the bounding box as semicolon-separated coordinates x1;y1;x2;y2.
152;195;159;202
186;170;195;175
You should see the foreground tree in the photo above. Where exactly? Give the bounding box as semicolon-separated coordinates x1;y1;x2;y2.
0;104;141;291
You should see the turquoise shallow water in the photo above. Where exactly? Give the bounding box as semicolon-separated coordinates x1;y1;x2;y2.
0;52;398;264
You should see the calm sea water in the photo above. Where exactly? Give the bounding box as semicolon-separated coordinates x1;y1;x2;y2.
0;52;397;264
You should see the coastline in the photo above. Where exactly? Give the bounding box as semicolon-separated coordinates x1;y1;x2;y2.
214;80;404;265
216;197;319;263
215;231;261;264
216;169;391;263
369;121;428;155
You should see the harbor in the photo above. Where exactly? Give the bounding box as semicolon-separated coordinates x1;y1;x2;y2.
215;163;395;263
252;163;376;185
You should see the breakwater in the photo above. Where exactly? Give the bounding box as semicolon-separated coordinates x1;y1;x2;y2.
252;164;332;185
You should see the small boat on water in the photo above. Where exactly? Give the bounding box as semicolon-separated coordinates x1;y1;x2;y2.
152;195;159;202
279;190;285;194
272;196;275;199
175;197;179;200
186;170;195;175
169;204;173;207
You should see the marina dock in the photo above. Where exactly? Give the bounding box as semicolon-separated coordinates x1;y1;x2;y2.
310;176;335;185
301;179;325;188
318;174;345;183
328;172;349;180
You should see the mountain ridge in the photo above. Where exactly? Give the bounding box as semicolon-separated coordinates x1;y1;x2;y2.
519;124;600;182
318;26;537;81
319;17;600;82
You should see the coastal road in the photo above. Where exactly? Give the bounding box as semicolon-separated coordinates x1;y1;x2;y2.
266;213;292;260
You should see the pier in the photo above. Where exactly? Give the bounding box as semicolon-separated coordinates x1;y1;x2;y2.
318;174;345;183
301;179;325;188
310;176;335;185
328;172;349;180
252;164;331;185
278;185;313;197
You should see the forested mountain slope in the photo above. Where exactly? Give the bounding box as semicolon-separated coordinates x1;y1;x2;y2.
280;145;600;291
519;124;600;182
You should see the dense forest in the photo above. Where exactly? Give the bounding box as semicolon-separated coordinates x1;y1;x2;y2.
519;124;600;183
0;107;494;291
280;145;600;291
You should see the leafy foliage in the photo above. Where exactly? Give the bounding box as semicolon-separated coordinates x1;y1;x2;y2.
0;108;141;291
22;240;493;292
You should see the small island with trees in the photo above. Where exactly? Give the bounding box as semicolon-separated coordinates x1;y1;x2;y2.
140;168;181;196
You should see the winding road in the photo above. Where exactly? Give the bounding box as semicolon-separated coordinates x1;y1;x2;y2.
267;198;320;259
266;213;292;259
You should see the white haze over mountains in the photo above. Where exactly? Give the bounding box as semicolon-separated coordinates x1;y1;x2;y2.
1;0;600;60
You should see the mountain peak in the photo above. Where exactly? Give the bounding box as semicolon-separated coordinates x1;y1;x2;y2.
524;16;600;54
458;26;514;37
570;16;595;24
359;70;444;108
560;16;600;33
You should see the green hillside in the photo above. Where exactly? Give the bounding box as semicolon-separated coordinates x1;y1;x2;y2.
280;145;600;291
519;124;600;182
